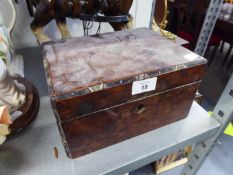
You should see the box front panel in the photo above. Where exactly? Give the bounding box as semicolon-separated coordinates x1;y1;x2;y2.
54;65;204;121
61;82;199;159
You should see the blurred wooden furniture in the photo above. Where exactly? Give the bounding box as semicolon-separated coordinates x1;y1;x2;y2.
215;3;233;69
153;0;176;41
166;0;210;34
175;1;221;65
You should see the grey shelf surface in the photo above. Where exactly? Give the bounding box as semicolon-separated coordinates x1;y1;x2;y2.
0;97;220;175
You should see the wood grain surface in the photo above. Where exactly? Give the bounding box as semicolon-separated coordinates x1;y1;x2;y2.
53;65;204;121
43;28;207;159
60;82;199;158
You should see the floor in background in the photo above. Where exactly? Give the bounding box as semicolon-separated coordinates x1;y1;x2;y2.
200;44;233;109
16;44;233;175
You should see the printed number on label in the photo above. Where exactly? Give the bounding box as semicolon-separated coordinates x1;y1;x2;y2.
132;77;157;95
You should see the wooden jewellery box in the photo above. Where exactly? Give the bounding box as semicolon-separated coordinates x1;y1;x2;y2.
43;28;206;159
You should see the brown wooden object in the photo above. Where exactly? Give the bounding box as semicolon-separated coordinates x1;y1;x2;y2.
43;28;207;159
16;0;133;44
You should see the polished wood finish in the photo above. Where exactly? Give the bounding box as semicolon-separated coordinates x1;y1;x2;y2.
43;28;206;159
54;65;205;121
60;83;199;158
20;0;133;31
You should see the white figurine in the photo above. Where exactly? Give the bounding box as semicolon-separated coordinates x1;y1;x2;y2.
0;58;26;113
0;17;26;114
0;4;26;144
0;0;24;77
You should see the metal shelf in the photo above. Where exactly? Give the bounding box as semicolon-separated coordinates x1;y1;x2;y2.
0;1;231;175
181;74;233;175
0;99;220;175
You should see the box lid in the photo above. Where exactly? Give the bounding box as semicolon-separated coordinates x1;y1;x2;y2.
43;28;206;100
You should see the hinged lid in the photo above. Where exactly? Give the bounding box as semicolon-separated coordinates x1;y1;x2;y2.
43;28;206;101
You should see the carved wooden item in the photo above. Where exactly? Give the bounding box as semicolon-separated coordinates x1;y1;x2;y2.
16;0;133;44
43;28;207;159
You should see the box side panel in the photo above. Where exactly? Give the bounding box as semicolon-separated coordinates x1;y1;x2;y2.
54;65;205;121
61;82;199;159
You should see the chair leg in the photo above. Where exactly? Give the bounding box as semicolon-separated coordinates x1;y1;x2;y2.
220;41;225;53
208;45;219;66
223;45;233;66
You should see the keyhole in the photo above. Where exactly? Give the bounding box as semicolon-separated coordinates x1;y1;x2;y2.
136;104;144;113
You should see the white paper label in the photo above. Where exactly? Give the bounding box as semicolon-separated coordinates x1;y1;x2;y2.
132;77;157;95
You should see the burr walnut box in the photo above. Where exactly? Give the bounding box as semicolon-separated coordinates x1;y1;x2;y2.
43;28;206;159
